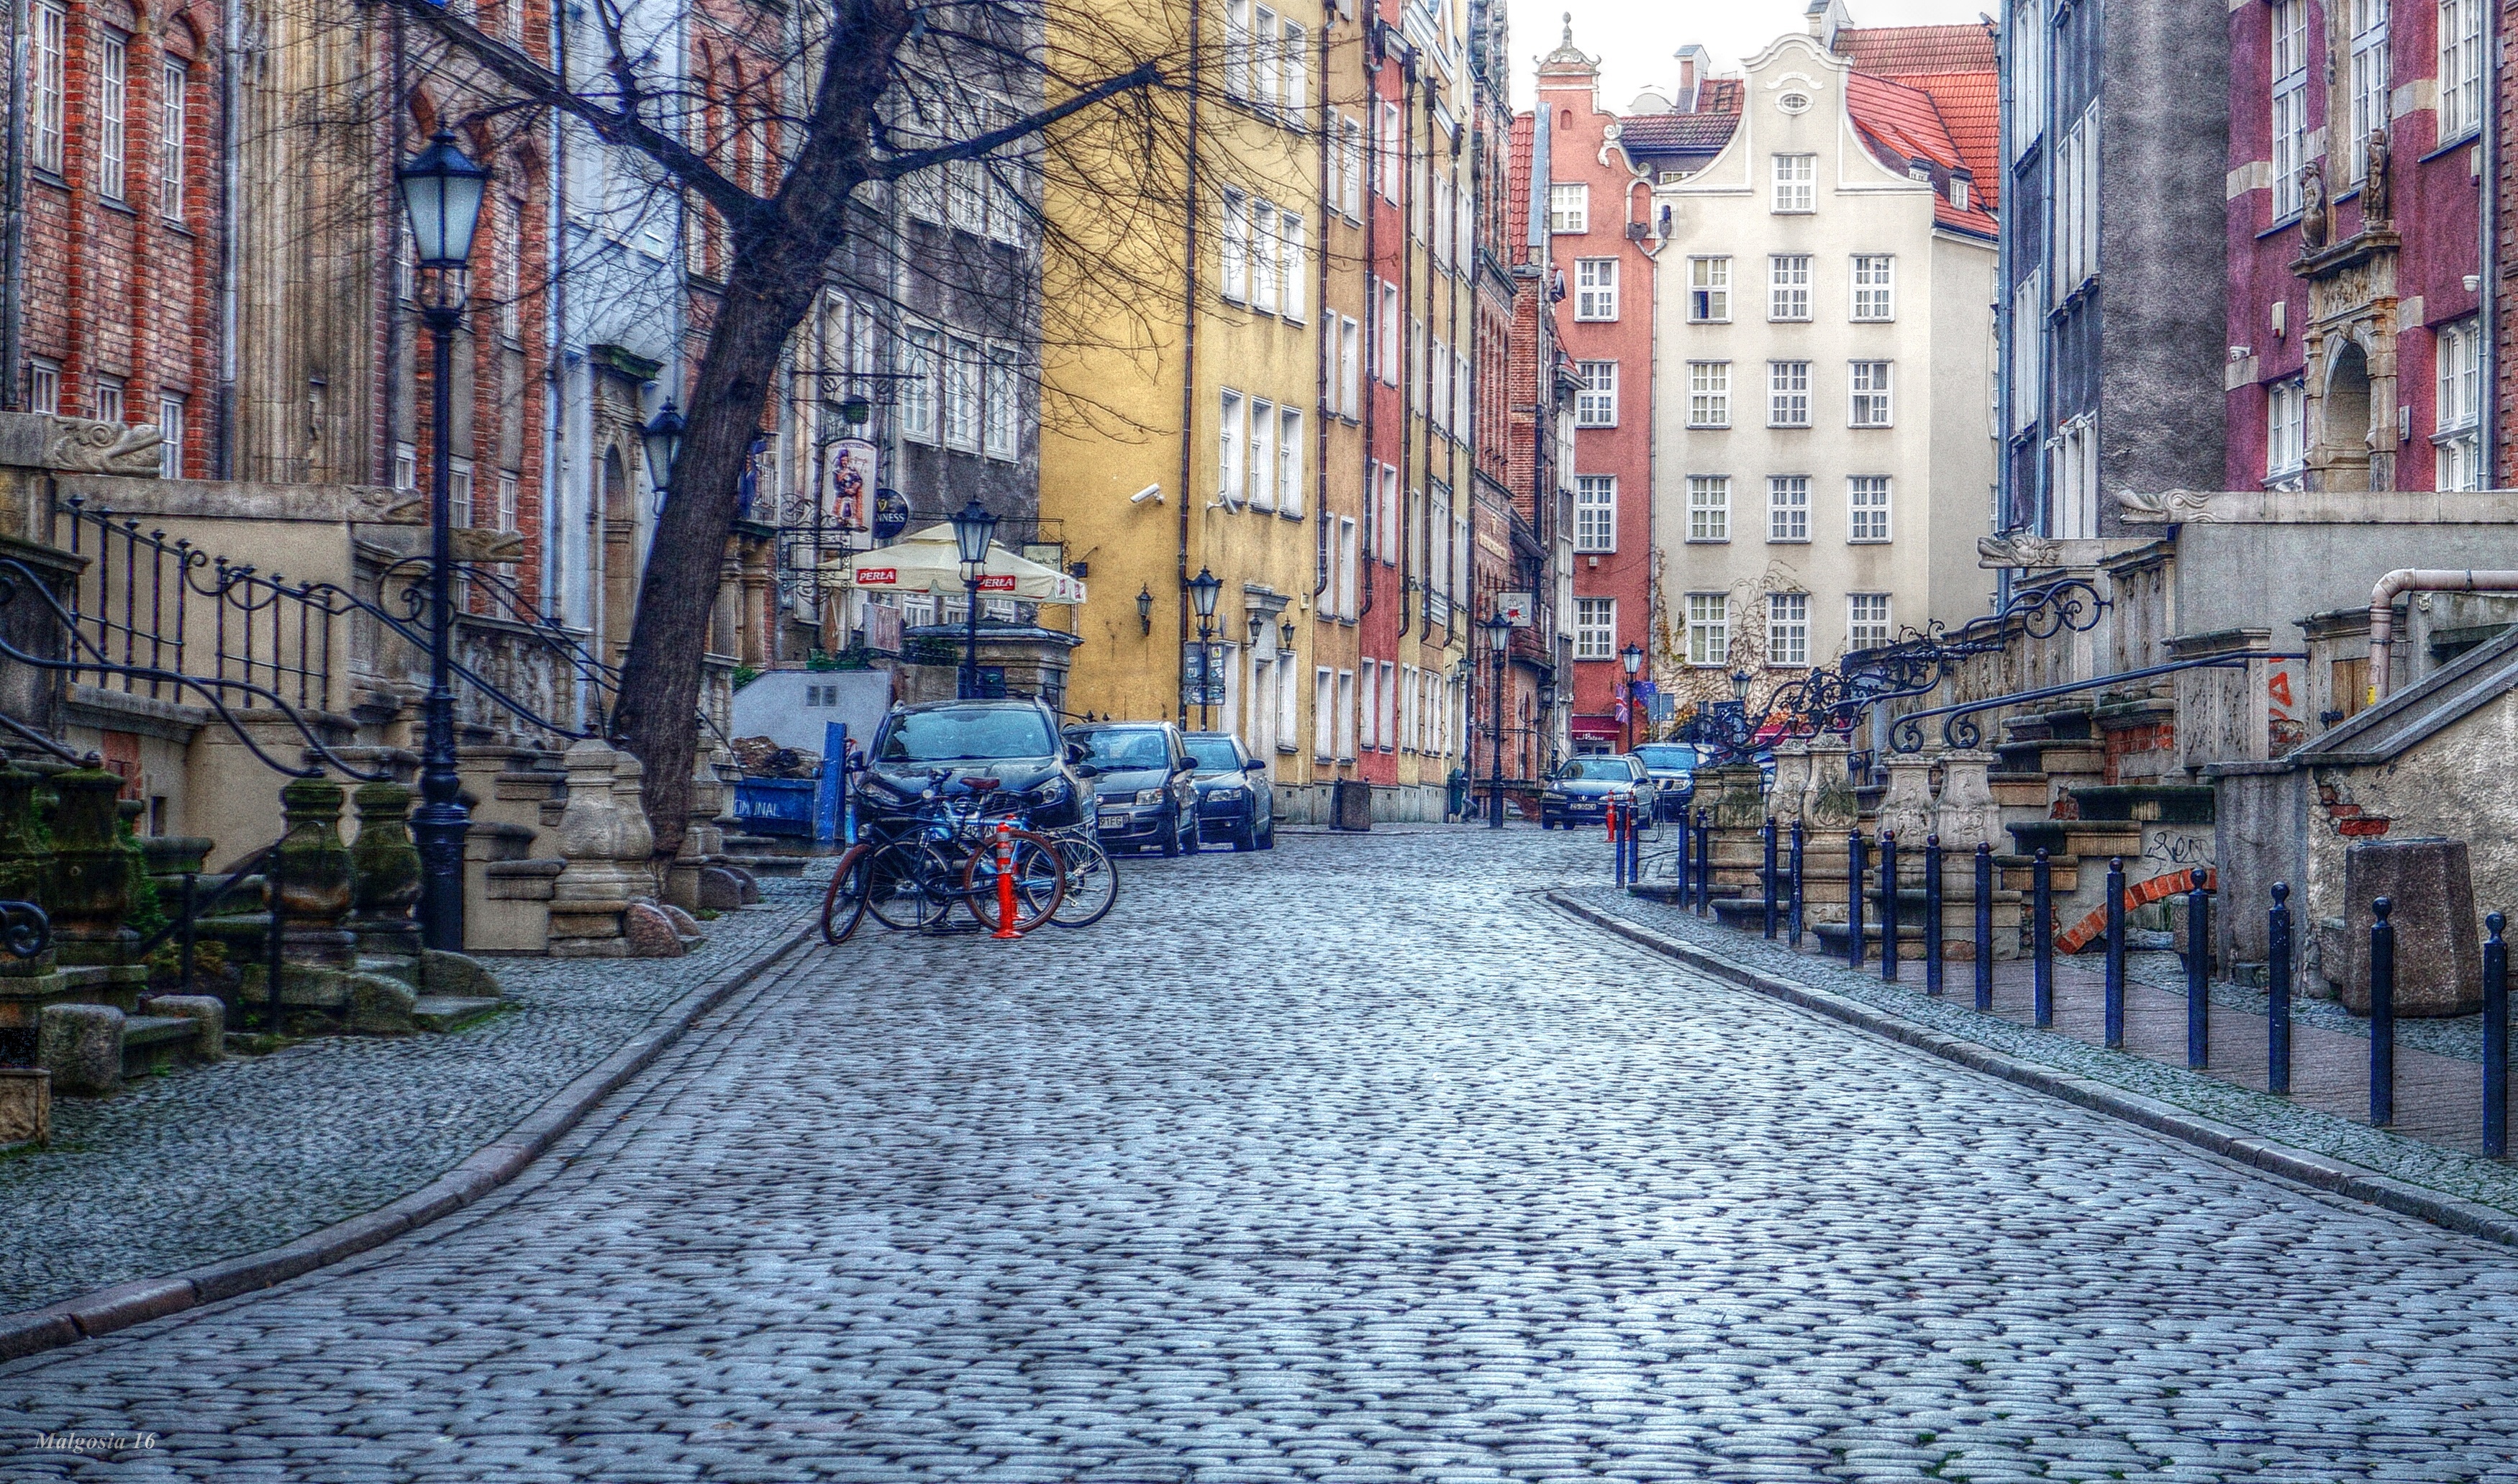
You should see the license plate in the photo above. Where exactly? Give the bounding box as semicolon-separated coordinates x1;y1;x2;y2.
1099;811;1128;826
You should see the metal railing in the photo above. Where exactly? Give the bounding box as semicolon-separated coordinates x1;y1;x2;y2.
1885;652;2307;754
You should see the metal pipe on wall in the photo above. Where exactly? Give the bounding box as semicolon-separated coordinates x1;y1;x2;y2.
2365;568;2518;701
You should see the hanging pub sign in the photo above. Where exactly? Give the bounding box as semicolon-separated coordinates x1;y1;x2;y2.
830;439;877;529
871;486;911;540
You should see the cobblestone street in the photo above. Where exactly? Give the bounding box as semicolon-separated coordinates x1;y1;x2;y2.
9;827;2518;1482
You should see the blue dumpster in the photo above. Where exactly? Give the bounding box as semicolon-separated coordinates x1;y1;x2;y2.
731;775;817;837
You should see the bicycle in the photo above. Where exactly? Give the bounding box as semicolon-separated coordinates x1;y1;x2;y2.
1040;821;1120;929
822;773;1065;942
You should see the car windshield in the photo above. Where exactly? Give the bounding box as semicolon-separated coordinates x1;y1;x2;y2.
1071;728;1172;770
1633;745;1700;772
1183;738;1242;771
1559;758;1632;781
876;706;1055;763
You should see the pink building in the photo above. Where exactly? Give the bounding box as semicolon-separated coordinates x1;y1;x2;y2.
2224;0;2484;492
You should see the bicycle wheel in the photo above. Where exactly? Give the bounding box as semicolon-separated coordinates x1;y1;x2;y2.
962;829;1067;934
820;843;876;944
1050;836;1119;928
865;838;958;932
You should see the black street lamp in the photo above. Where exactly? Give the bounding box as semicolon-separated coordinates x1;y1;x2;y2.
1485;611;1513;829
1620;642;1645;752
396;129;488;954
1537;675;1558;778
950;499;998;699
1186;565;1222;728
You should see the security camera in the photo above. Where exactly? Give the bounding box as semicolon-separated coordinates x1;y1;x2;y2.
1130;483;1163;504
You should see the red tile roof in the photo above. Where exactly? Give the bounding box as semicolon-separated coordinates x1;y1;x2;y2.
1891;69;2001;209
1834;23;1999;75
1509;111;1535;263
1844;71;1999;238
1616;112;1742;153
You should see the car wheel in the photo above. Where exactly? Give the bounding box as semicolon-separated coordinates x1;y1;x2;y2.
1258;819;1276;850
1232;812;1258;851
1541;816;1555;830
1162;806;1184;856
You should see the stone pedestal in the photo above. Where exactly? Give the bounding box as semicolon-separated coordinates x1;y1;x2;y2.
2340;837;2482;1016
47;768;137;970
1803;739;1858;833
273;778;355;970
1876;755;1937;876
664;750;733;912
38;1003;121;1096
0;1067;48;1144
547;741;675;957
1932;750;2004;855
347;782;423;962
1768;743;1810;825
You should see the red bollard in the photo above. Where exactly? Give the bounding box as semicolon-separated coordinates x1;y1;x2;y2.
1604;798;1619;843
990;821;1022;939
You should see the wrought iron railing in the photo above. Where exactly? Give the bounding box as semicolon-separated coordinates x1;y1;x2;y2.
1886;652;2308;754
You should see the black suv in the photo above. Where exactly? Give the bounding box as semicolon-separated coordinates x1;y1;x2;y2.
854;698;1088;832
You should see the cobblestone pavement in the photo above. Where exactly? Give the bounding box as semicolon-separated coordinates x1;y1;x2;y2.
0;875;823;1314
9;828;2518;1482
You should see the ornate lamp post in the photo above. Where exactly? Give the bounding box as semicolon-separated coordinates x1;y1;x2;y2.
1619;641;1644;752
1485;611;1513;829
1186;566;1223;728
1537;675;1558;778
396;130;488;953
950;499;998;699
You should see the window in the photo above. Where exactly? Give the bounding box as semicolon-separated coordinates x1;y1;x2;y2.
1847;593;1891;650
1767;475;1810;542
1336;516;1358;616
157;395;185;478
1249;396;1276;509
944;336;981;450
1686;593;1730;665
2348;0;2389;183
1848;362;1893;427
1378;659;1397;748
449;458;476;527
1453;350;1470;437
94;375;124;424
1337;316;1360;416
27;360;60;416
497;471;520;532
1686;476;1730;542
1688;257;1731;322
1337;669;1356;760
1281;19;1306;114
159;63;187;221
1771;153;1815;212
2267;376;2307;483
2055;110;2099;287
2270;0;2309;215
2010;273;2044;431
1225;0;1252;98
1253;5;1280;111
1314;668;1334;757
30;3;63;174
2436;319;2482;491
1687;362;1730;427
2009;0;2045;145
2440;0;2483;140
1222;189;1249;302
1549;183;1589;234
394;442;417;492
1575;361;1617;427
1340;116;1363;217
901;327;940;442
1376;462;1399;561
1278;407;1304;516
1847;476;1891;542
1768;361;1811;427
1378;280;1400;384
1768;255;1811;320
99;35;127;202
1575;597;1616;660
1250;201;1281;313
1219;390;1246;504
1280;212;1305;322
1575;259;1618;320
1379;103;1402;200
1949;179;1970;211
2051;416;2100;539
1360;662;1379;750
1768;593;1809;666
1851;256;1894;320
983;346;1019;460
1574;475;1616;551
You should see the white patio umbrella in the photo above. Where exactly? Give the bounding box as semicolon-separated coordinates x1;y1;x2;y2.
824;523;1087;606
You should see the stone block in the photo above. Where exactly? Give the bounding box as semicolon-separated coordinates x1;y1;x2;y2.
139;994;224;1060
2341;837;2482;1017
621;902;687;958
698;865;748;912
0;1067;49;1144
419;949;503;1001
656;902;705;939
345;973;419;1035
38;1003;123;1096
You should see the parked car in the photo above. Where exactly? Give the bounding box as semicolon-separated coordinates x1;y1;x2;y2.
1538;755;1656;830
1064;721;1199;856
1632;742;1701;820
854;698;1088;833
1183;732;1276;851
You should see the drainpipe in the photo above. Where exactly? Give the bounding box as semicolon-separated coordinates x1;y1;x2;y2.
2365;569;2518;700
1396;49;1418;643
1;0;24;412
1175;0;1201;722
1358;27;1381;623
2481;0;2501;483
1312;14;1331;607
215;0;240;477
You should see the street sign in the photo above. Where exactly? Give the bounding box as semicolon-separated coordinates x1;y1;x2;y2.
871;487;910;540
1496;591;1535;626
830;438;877;526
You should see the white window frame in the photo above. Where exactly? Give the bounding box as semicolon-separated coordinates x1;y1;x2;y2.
2009;0;2045;145
2348;0;2389;184
1688;256;1730;322
99;33;127;202
29;2;63;175
1279;18;1306;114
1686;593;1729;667
1847;475;1892;542
1222;188;1249;303
900;326;940;443
1337;315;1360;416
1849;361;1894;427
449;458;476;527
1574;258;1618;320
159;61;187;222
1225;0;1253;99
1549;183;1589;234
1687;361;1730;428
1847;593;1891;650
1248;396;1276;510
2435;319;2483;491
1279;211;1305;322
1767;475;1810;542
1768;593;1809;667
983;345;1019;460
1851;255;1894;321
1314;668;1335;759
1219;389;1246;505
157;395;185;479
1250;199;1280;313
94;374;124;424
2271;0;2309;216
1575;360;1617;427
497;470;520;532
1771;153;1815;212
2440;0;2483;140
1379;103;1403;201
1378;280;1400;386
943;335;981;451
1573;474;1616;552
1768;254;1812;321
1575;597;1616;660
1278;406;1304;516
2266;375;2308;485
1686;476;1730;542
27;359;60;416
1768;361;1811;427
1340;115;1363;218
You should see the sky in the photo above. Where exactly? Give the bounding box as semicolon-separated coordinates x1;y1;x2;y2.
1507;0;1996;111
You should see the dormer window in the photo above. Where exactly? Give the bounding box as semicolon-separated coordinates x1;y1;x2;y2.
1949;178;1970;210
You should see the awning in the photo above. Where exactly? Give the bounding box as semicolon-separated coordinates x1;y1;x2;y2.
823;523;1086;606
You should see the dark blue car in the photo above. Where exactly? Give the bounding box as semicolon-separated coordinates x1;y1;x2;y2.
1538;755;1658;830
1632;742;1701;820
1184;732;1276;851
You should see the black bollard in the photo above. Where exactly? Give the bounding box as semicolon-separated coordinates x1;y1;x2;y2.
2032;849;2053;1029
1695;809;1713;914
2268;882;2294;1096
1879;831;1900;983
1612;800;1625;888
2371;896;2396;1127
1973;843;1994;1011
1677;801;1692;894
2185;878;2211;1070
1924;834;1945;996
1788;819;1806;949
2486;911;2508;1160
1847;830;1868;970
2103;856;2126;1049
1762;818;1779;939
